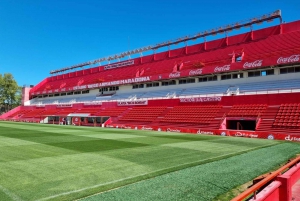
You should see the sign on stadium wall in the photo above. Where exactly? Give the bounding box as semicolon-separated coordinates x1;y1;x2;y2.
214;65;230;72
243;60;263;69
56;104;73;108
99;76;151;87
106;123;300;142
104;60;134;70
218;130;300;142
83;102;102;105
71;76;151;90
179;96;222;102
277;54;300;64
117;100;148;106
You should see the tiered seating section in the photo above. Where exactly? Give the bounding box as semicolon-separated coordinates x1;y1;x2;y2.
96;107;128;117
41;109;61;116
227;104;267;117
30;26;300;95
160;105;222;124
5;107;129;121
75;108;101;115
55;109;78;116
3;103;300;136
21;109;46;118
273;103;300;128
30;78;300;106
7;109;32;119
119;107;167;122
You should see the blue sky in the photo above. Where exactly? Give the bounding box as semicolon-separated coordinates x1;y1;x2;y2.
0;0;299;86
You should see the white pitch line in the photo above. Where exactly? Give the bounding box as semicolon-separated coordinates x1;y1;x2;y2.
37;145;268;201
36;175;146;201
0;184;23;201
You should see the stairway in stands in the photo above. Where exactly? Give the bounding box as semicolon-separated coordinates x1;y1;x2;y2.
206;106;231;130
256;106;279;132
151;107;174;124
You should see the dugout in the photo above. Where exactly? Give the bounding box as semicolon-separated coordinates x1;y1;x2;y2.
43;114;110;127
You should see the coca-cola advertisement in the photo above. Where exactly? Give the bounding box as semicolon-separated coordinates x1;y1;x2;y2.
243;60;263;68
214;65;230;72
169;72;181;78
189;69;203;76
277;55;300;64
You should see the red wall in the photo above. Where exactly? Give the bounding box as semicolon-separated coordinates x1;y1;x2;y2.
144;93;300;108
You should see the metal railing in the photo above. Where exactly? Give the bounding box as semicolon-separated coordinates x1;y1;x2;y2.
231;155;300;201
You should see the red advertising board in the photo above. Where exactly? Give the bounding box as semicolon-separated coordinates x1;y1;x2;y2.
106;123;300;142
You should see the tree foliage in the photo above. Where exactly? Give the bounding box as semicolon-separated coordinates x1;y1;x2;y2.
0;73;20;113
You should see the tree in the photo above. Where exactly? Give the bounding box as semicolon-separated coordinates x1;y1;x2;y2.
0;73;20;113
12;86;22;108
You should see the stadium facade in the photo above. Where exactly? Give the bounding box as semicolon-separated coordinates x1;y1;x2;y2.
1;10;300;141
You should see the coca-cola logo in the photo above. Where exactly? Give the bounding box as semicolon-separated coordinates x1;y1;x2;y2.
189;69;203;76
169;72;181;78
243;60;263;68
167;128;181;132
277;55;300;64
214;65;230;72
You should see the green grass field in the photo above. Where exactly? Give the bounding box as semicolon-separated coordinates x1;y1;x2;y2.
0;121;299;201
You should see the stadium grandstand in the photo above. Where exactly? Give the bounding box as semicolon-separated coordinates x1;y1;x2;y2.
1;9;300;142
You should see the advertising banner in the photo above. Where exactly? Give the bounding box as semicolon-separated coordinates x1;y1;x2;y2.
117;100;148;106
107;123;300;142
179;97;222;103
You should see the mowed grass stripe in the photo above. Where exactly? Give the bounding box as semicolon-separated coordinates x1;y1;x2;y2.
81;142;300;201
0;121;163;136
0;122;282;201
35;145;273;201
0;143;78;162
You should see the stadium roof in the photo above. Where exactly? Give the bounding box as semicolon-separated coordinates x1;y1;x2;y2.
50;10;282;75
